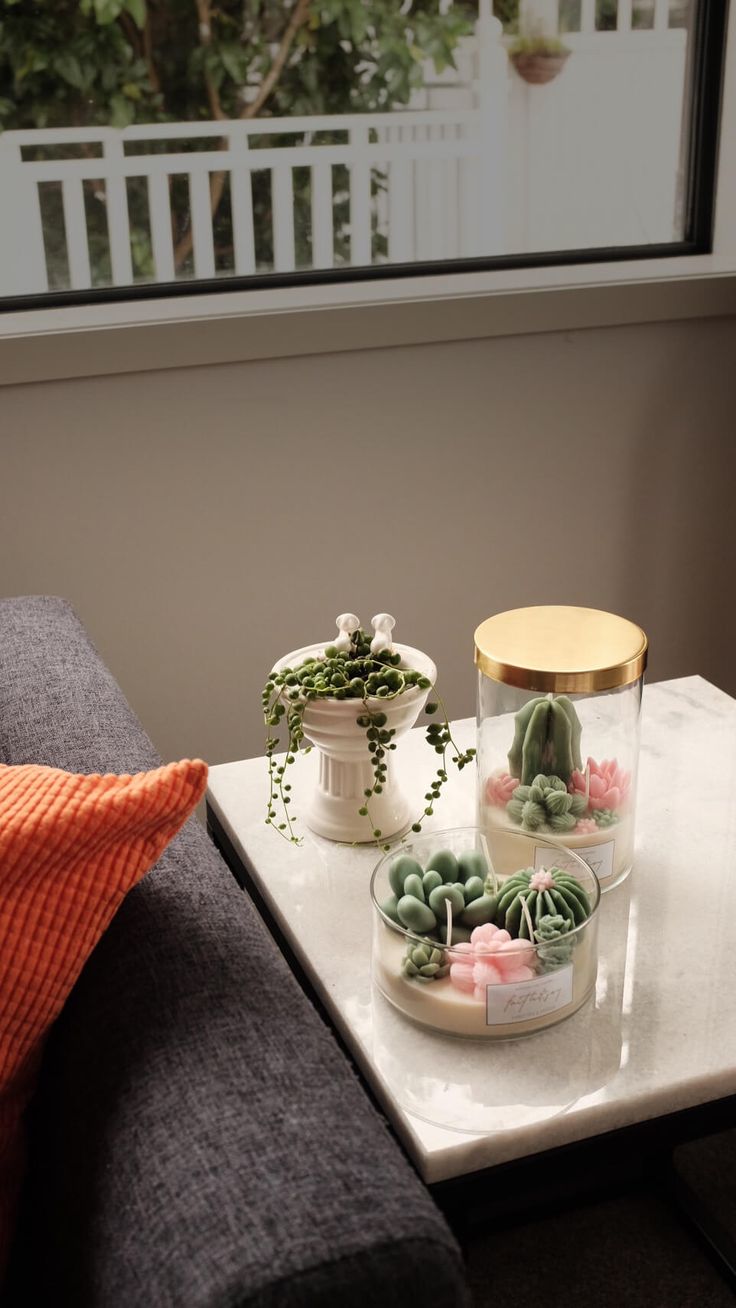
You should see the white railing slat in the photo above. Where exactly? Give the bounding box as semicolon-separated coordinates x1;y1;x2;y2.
229;129;255;275
61;177;92;290
653;0;669;30
147;172;175;282
617;0;633;32
310;160;334;268
580;0;596;33
0;137;48;294
349;127;372;266
388;159;413;262
271;166;296;273
189;169;216;279
444;157;459;258
413;127;432;262
458;156;481;257
104;138;133;285
428;126;446;260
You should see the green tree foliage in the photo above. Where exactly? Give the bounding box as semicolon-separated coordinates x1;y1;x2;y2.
0;0;473;131
0;1;475;285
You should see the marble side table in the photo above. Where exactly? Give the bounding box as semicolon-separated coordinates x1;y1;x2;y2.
206;676;736;1186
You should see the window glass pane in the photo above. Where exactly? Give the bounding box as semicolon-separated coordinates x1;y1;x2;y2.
0;0;716;299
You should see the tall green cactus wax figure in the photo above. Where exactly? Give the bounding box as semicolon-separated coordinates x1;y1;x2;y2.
508;694;583;787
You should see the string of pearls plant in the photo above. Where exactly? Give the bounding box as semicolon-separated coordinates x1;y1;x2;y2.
262;614;475;850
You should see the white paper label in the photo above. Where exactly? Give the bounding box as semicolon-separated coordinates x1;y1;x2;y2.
485;963;574;1026
534;838;614;886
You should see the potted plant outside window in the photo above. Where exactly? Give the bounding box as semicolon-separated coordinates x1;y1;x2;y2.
508;35;570;84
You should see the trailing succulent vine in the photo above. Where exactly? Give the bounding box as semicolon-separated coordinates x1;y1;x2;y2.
262;622;475;849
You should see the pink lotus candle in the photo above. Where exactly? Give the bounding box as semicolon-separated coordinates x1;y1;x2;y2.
449;923;536;1000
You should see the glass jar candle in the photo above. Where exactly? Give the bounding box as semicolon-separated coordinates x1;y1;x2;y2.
474;606;647;892
371;826;600;1040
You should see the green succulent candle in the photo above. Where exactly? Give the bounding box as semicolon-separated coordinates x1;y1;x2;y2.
534;913;575;970
506;773;588;833
593;809;618;828
382;846;498;942
402;941;450;982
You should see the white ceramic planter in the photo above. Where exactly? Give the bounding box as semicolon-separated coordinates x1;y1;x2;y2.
272;641;437;842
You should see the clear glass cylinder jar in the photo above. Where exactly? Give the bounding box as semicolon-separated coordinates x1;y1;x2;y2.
371;826;600;1040
474;606;647;892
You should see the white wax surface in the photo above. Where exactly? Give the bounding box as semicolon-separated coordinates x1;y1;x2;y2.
373;927;596;1039
482;806;634;889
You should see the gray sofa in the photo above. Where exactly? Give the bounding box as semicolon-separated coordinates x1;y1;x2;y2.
1;597;468;1307
2;596;735;1308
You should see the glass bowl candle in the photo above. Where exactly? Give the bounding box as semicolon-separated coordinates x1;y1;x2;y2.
371;826;600;1040
474;606;647;892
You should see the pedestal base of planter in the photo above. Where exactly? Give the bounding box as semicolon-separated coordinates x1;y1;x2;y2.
305;753;411;843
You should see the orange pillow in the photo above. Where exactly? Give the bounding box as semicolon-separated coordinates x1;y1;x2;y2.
0;757;208;1275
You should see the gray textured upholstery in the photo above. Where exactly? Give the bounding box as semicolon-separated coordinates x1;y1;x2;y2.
1;597;468;1308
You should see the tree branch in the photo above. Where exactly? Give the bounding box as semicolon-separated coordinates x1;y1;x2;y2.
174;0;311;270
195;0;226;121
241;0;311;120
143;10;162;96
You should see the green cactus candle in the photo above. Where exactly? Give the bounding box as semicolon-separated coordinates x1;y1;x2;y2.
508;695;583;786
490;866;590;939
506;773;588;833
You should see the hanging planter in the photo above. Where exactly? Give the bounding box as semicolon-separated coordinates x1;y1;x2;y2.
509;38;571;85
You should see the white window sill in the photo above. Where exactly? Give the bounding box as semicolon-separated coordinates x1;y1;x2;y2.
1;253;736;386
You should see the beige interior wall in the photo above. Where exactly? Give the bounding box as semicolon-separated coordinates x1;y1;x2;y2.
1;314;734;766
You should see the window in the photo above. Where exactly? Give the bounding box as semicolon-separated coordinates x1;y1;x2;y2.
0;0;728;308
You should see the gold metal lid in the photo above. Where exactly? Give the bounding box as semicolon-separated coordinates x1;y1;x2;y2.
474;606;648;693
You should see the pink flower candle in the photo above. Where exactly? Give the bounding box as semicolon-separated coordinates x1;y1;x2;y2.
568;757;631;813
484;772;520;807
574;817;598;834
449;923;536;1001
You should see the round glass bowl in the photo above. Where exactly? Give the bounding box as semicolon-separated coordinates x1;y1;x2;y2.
370;826;600;1040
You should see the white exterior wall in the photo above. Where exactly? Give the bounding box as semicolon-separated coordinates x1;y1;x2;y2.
420;28;688;253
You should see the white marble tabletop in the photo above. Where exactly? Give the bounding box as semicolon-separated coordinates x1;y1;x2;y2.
206;676;736;1184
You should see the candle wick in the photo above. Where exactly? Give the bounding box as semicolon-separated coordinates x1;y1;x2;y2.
520;893;535;943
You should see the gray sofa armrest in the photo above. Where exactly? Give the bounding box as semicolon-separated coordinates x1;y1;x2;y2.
1;598;468;1308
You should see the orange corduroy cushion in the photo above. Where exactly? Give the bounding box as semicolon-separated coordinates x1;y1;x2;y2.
0;757;208;1274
